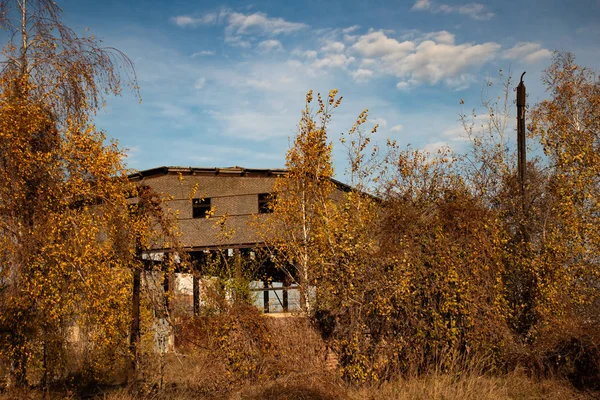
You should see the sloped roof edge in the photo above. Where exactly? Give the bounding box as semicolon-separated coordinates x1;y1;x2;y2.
128;166;354;193
128;166;286;179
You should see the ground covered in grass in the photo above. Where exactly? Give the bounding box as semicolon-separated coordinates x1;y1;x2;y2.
0;370;596;400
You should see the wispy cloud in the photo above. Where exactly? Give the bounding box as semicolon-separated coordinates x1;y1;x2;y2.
424;31;455;45
312;53;356;69
321;41;346;53
172;9;499;89
226;11;308;35
171;13;218;27
412;0;494;21
173;9;308;52
98;0;596;178
351;68;374;83
396;80;416;91
191;50;216;58
343;25;361;34
503;42;552;64
291;49;318;59
224;35;252;48
258;39;283;52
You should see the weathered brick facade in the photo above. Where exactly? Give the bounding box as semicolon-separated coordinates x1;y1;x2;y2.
129;166;284;250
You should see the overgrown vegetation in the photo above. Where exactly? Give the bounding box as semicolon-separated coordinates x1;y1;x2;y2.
0;0;178;391
261;51;600;392
264;53;600;388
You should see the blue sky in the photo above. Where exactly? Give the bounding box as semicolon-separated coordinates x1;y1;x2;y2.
54;0;600;180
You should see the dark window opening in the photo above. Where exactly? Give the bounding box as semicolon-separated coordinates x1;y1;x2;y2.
258;193;275;214
193;198;211;218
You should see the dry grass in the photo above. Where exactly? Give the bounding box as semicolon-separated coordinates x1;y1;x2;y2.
0;368;595;400
1;312;598;400
349;370;596;400
58;370;592;400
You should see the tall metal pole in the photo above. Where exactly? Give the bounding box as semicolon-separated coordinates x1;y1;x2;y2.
517;72;527;213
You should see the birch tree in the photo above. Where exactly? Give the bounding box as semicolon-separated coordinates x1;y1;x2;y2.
264;90;340;312
0;0;150;386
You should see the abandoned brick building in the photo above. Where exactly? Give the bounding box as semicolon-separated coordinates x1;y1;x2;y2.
129;166;297;314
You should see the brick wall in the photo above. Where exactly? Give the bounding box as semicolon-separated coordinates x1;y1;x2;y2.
134;169;278;249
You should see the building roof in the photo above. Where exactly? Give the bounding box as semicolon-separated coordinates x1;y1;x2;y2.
128;166;287;180
128;166;355;193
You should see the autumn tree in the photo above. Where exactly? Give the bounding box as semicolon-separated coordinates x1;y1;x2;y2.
0;0;162;387
310;109;384;381
264;90;340;312
529;52;600;328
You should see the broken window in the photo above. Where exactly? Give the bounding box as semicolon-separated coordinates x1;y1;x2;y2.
192;198;211;218
258;193;275;214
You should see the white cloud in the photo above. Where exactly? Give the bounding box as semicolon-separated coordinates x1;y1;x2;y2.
456;3;494;20
174;9;308;52
226;11;308;36
292;49;318;59
412;0;432;9
351;31;499;86
351;68;374;83
390;39;500;85
352;31;414;58
343;25;361;34
524;49;553;64
503;42;552;64
258;39;283;52
343;34;358;44
180;17;500;89
361;58;377;67
313;54;355;69
412;0;494;21
191;50;216;58
168;8;504;95
396;81;413;90
443;74;477;90
424;30;455;45
390;124;403;132
171;13;218;27
321;41;345;53
194;77;206;89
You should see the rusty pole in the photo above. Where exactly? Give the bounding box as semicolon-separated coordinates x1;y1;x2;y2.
517;72;527;213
